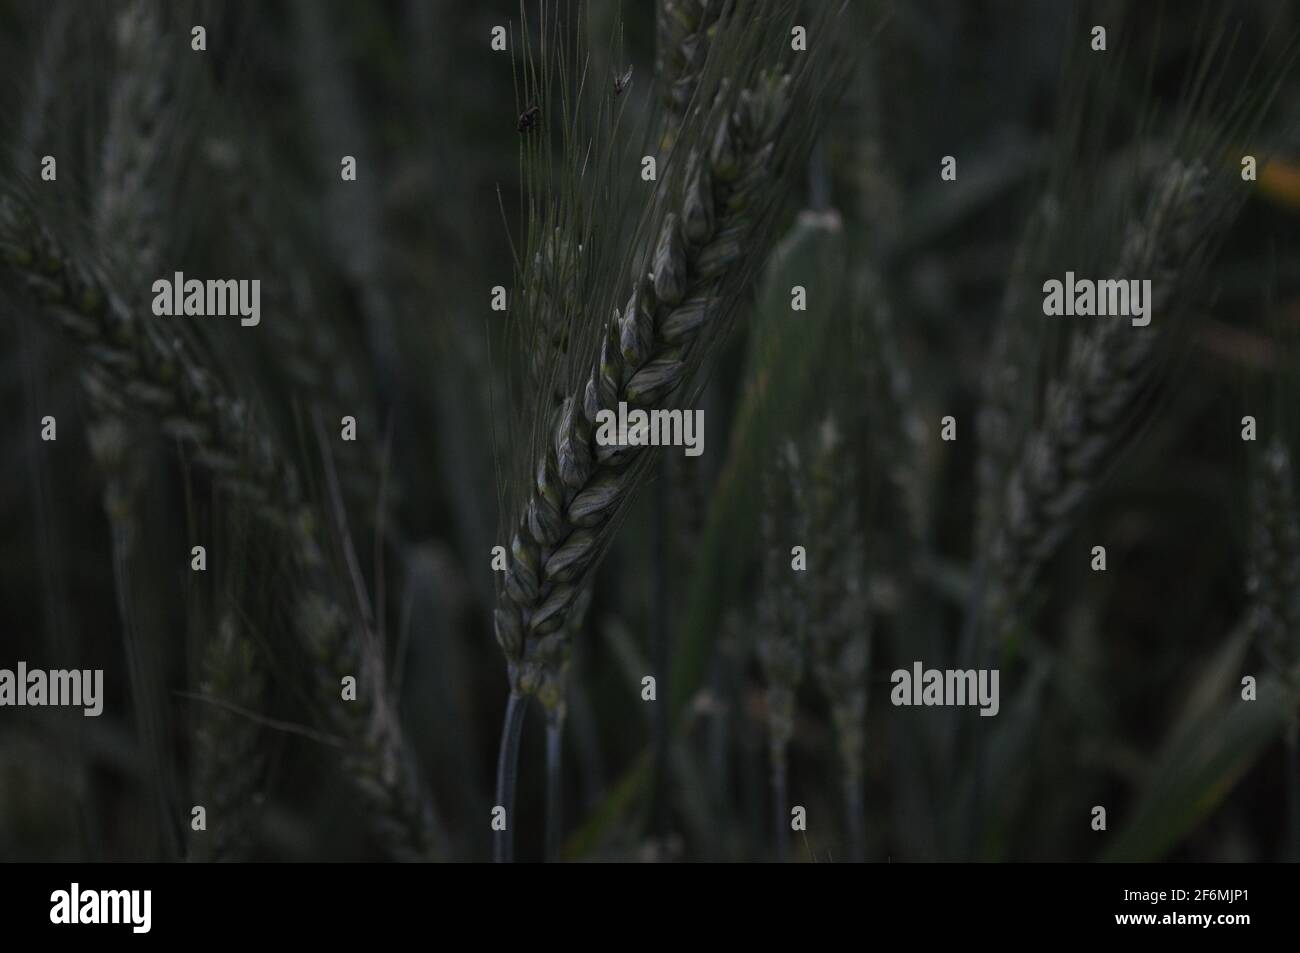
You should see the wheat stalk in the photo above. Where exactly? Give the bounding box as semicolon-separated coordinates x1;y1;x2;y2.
537;585;591;862
0;196;438;860
492;60;824;859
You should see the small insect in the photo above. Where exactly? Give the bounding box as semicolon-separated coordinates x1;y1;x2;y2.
517;102;540;133
613;65;633;97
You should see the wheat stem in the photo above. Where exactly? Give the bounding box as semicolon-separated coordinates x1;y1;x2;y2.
494;692;528;863
650;468;673;836
545;714;564;862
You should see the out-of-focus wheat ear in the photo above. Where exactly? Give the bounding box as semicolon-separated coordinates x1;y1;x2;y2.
86;1;184;857
667;442;709;567
801;415;871;862
1247;437;1300;860
296;590;438;860
188;615;268;862
974;195;1060;560
756;439;807;862
15;4;72;166
858;269;929;552
97;0;171;281
85;406;185;857
0;197;439;860
985;161;1215;639
1247;439;1300;681
205;140;389;529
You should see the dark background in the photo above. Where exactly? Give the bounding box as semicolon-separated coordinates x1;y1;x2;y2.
1;0;1298;862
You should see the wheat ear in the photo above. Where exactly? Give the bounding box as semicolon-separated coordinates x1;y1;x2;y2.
82;0;186;856
974;196;1059;559
802;415;871;862
96;0;171;279
986;162;1211;631
0;198;437;860
495;71;796;692
1247;437;1300;858
1248;440;1300;682
858;269;928;552
188;614;268;861
756;439;807;862
491;68;802;861
1248;438;1300;857
656;0;731;144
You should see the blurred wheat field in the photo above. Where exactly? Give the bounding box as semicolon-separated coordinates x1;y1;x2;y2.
1;0;1299;863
